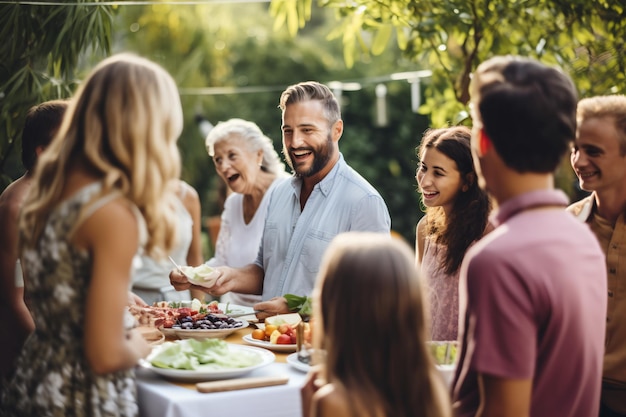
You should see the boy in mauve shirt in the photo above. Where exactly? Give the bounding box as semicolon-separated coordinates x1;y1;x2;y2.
452;55;607;417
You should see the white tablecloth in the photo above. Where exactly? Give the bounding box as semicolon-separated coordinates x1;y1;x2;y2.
137;362;307;417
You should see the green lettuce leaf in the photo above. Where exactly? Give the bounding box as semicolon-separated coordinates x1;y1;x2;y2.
150;339;261;370
284;293;312;316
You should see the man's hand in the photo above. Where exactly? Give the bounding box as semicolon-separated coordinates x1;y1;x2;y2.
254;296;290;321
168;268;214;296
169;268;192;291
170;266;237;298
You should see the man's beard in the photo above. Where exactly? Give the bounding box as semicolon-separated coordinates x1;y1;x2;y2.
284;133;334;178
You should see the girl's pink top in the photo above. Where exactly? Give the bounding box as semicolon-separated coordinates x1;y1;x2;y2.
421;238;461;341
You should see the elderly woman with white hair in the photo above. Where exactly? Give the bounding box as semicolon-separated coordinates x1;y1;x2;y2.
204;118;289;306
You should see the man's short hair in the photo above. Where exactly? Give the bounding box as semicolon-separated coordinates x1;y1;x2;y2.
471;56;578;173
577;95;626;155
21;100;68;171
279;81;341;126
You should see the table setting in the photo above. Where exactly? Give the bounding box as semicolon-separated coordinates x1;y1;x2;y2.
135;302;312;417
134;298;457;417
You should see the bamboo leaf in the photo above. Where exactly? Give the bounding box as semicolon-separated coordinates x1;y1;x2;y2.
286;0;299;37
396;26;408;50
371;24;392;55
303;0;312;20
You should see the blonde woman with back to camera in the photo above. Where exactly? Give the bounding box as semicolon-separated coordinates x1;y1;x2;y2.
301;232;451;417
1;54;183;416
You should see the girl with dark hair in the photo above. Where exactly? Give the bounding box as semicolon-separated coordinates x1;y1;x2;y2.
415;126;491;341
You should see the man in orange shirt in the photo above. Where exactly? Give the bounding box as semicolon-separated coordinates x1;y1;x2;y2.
569;94;626;417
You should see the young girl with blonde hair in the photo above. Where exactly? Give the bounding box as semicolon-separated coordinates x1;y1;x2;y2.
1;53;183;416
302;232;451;417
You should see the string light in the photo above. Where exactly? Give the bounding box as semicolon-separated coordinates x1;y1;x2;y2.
4;1;432;114
178;71;432;97
375;83;388;127
182;71;431;119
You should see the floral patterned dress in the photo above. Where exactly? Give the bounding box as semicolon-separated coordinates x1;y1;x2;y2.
1;182;139;417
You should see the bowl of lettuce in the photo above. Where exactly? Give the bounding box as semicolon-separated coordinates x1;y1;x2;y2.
141;338;275;381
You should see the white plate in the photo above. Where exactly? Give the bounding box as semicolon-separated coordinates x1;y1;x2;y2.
140;343;275;382
175;320;249;340
158;327;178;338
157;304;253;337
218;303;255;318
242;334;297;352
286;352;311;373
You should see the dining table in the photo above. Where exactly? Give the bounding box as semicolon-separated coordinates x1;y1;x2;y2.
136;324;309;417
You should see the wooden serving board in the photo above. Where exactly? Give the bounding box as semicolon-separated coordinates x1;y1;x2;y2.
196;375;289;393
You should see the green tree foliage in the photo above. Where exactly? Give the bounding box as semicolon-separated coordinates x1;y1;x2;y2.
113;2;340;216
114;3;427;242
0;1;453;244
270;0;625;126
0;2;114;188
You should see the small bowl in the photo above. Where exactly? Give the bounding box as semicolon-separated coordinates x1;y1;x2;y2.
436;364;456;387
136;326;166;346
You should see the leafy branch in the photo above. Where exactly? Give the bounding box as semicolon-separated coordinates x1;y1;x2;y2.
269;0;625;126
0;2;115;186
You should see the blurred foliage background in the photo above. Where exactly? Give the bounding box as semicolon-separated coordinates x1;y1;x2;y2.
1;0;624;249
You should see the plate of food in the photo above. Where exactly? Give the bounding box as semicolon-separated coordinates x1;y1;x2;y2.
130;298;225;329
242;334;297;352
175;319;249;340
140;339;275;382
163;313;248;338
286;352;311;373
155;301;250;338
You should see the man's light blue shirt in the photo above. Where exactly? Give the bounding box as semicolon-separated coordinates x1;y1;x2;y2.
255;153;391;299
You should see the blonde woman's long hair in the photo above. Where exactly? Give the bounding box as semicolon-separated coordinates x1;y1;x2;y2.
313;232;451;417
20;53;183;258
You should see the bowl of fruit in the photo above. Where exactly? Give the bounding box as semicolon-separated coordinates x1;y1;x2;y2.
166;313;248;340
243;313;310;352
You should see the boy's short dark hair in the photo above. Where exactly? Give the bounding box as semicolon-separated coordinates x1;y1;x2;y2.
21;100;68;171
472;56;578;173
